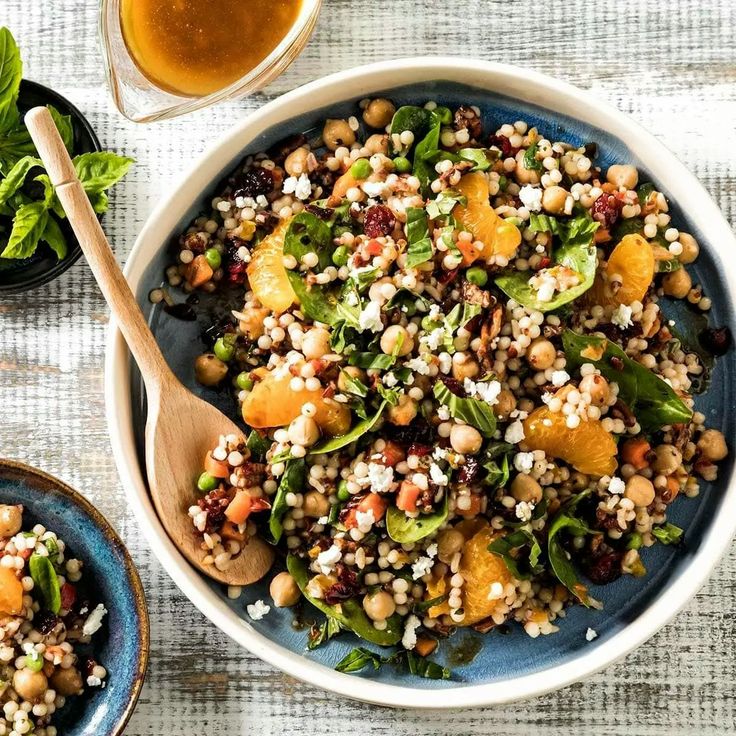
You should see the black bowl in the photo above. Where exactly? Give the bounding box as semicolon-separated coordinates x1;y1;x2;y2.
0;80;101;294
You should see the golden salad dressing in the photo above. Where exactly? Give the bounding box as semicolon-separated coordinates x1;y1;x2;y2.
120;0;303;97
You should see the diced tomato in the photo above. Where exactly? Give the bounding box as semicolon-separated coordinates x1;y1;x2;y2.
60;582;77;611
225;491;253;525
344;493;388;529
396;481;422;513
380;441;406;468
204;451;230;478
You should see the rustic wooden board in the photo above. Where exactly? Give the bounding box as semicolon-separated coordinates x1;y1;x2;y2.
1;0;735;732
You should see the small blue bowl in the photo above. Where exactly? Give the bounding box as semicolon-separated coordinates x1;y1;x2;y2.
0;460;149;735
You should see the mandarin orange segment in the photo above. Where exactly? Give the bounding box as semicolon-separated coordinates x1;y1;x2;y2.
0;568;23;616
453;173;521;262
588;233;655;307
459;524;513;625
523;402;618;477
246;218;297;313
425;574;451;618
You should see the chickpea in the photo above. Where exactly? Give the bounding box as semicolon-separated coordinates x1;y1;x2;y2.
386;395;418;426
364;134;388;155
697;429;728;462
606;164;639;190
363;590;396;621
651;444;682;475
194;353;228;386
510;474;543;503
514;150;541;185
322;119;355;151
269;571;302;607
662;268;692;299
449;424;483;455
0;505;22;538
363;98;396;129
437;528;465;563
526;338;556;370
677;232;700;265
302;327;331;360
238;306;269;340
380;324;413;356
451;355;480;381
541;186;568;215
493;389;517;419
303;490;330;518
338;366;367;392
288;415;320;447
50;667;83;697
284;146;310;177
624;475;655;506
578;374;610;407
13;669;48;703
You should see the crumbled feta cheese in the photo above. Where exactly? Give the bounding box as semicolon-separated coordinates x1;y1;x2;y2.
464;378;501;405
355;508;375;534
611;303;633;329
437;405;451;421
383;372;398;388
246;600;271;621
282;173;313;200
428;304;441;320
514;452;535;473
505;420;526;444
426;543;438;558
367;462;394;494
358;300;383;332
608;477;626;495
362;180;387;198
432;446;449;462
86;676;102;687
402;614;422;650
519;184;543;212
515;500;535;522
421;327;447;350
406;357;431;375
82;604;107;637
316;544;342;574
551;370;570;387
412;555;435;579
586;627;598;642
429;462;448;486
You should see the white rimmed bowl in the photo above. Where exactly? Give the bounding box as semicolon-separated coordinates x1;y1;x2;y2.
105;58;736;707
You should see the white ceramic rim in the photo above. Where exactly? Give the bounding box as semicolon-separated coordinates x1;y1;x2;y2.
105;57;736;708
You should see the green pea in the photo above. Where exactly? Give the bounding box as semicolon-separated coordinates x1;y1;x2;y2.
337;480;350;502
498;174;508;191
421;316;442;332
626;532;643;550
466;266;488;287
197;472;218;493
214;336;235;362
236;372;254;391
393;156;412;173
204;247;222;270
350;159;372;180
25;653;43;672
332;245;350;267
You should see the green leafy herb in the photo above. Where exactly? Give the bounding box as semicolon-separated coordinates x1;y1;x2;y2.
73;152;134;195
0;28;22;137
307;616;343;650
405;207;433;268
483;450;510;489
309;401;386;454
47;105;73;154
386;496;449;544
488;529;543;580
269;459;305;543
457;148;494;171
376;383;400;405
340;370;369;397
523;141;543;171
433;382;496;437
0;155;41;206
43;538;60;565
28;553;61;613
335;647;450;680
40;215;67;259
348;351;396;370
402;650;450;680
652;522;683;545
443;302;481;334
246;430;271;462
562;330;692;431
335;647;385;673
425;189;465;220
413;594;448;614
1;200;48;258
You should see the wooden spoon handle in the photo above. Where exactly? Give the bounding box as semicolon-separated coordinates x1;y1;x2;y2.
25;106;171;388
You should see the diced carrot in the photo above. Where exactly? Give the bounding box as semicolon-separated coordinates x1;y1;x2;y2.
396;481;422;513
621;437;651;470
185;254;214;288
380;441;406;468
455;237;479;266
365;239;383;256
204;451;229;478
225;490;253;525
457;494;482;518
221;521;246;542
666;475;680;500
414;637;438;657
344;493;389;529
594;227;611;243
328;170;358;206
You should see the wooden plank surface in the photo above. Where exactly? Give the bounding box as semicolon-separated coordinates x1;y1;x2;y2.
1;0;735;732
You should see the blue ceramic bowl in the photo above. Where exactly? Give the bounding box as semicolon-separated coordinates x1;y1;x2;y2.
106;59;736;707
0;460;149;733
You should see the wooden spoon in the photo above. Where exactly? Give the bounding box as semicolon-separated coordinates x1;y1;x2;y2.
25;107;275;586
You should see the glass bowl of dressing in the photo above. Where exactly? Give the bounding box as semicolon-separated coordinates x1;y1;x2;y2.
99;0;321;122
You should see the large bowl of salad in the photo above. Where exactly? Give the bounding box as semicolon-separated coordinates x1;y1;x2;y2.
105;58;736;707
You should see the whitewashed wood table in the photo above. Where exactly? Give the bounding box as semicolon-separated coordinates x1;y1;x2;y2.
2;0;736;733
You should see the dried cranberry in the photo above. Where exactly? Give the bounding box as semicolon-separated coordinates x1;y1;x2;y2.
198;487;234;533
407;443;432;457
233;167;274;199
224;238;250;285
585;551;623;585
79;656;97;680
440;376;466;397
438;268;460;286
35;609;60;635
305;203;334;221
385;422;435;446
489;134;518;158
591;193;623;229
457;457;481;484
323;563;360;605
700;326;732;356
363;205;396;238
60;582;77;611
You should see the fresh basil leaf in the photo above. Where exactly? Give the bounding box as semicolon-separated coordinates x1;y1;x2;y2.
376;383;400;405
413;594;448;613
340;370;369;397
246;430;271;462
40;215;67;259
523;141;543;171
269;459;305;543
386;495;449;544
425;189;466;220
307;616;343;650
310;401;386;455
0;127;35;174
433;382;496;437
562;330;692;431
329;321;356;354
1;200;49;259
73;151;134;195
29;553;61;613
636;182;656;207
412;120;442;193
443;302;481;334
0;155;42;206
458;148;495;171
0;28;22;136
651;522;683;545
385;287;429;315
483;452;510;489
335;647;385;673
488;529;543;580
402;650;451;680
348;351;396;370
287;554;402;645
87;190;109;215
405;207;433;268
47;105;74;154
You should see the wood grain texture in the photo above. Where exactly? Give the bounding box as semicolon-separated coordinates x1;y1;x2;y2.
1;0;735;733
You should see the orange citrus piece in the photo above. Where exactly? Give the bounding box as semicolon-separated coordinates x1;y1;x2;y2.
425;574;451;618
242;371;351;437
588;233;655;307
523;400;618;477
246;219;297;313
0;568;23;616
453;172;521;262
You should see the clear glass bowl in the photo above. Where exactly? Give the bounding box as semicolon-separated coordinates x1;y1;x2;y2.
99;0;321;123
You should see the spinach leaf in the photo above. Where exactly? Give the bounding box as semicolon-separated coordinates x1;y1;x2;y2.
335;647;385;673
73;151;134;195
389;106;436;147
340;370;369;397
335;647;450;680
562;330;692;431
385;287;429;315
386;496;449;544
1;200;49;259
29;553;61;613
388;106;443;192
457;148;494;171
47;105;74;154
402;650;450;680
307;616;342;650
425;189;465;220
269;459;306;543
40;215;67;259
495;212;599;312
246;430;271;462
405;207;433;268
309;401;386;455
412;121;442;193
652;522;683;545
287;554;402;645
488;528;543;579
523;141;542;171
433;382;496;437
0;155;41;206
43;538;60;565
348;351;396;370
0;28;22;136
